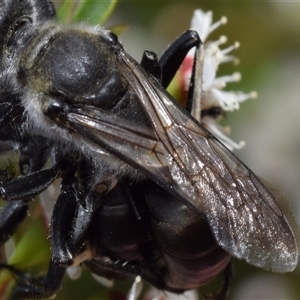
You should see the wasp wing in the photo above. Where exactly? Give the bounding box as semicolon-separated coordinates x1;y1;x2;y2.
66;50;298;273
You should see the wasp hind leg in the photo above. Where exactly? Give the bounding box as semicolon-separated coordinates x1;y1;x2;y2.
158;29;202;91
140;29;202;94
141;30;203;120
1;262;65;300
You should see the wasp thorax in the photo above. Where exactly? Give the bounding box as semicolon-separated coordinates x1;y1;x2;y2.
19;29;116;99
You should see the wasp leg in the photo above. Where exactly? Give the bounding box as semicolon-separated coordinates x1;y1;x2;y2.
0;156;76;201
8;262;65;300
185;35;203;121
10;171;114;298
67;160;118;259
141;30;202;91
0;262;45;298
0;137;52;246
0;167;61;201
158;29;201;88
0;200;28;246
50;174;79;267
48;157;110;268
0;135;53;246
69;185;109;259
0;155;75;247
158;30;203;120
50;168;104;267
38;262;65;299
7;175;78;299
140;50;162;82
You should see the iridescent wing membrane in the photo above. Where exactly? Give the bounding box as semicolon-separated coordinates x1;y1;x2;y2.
67;49;298;273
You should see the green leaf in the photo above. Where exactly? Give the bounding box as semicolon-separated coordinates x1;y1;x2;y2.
0;272;15;300
0;216;51;299
73;0;118;25
167;72;182;103
8;216;50;269
57;1;77;23
109;24;128;36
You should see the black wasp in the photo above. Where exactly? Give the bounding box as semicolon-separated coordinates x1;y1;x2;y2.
0;0;298;299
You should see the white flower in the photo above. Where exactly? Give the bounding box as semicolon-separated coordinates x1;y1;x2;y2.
181;9;257;150
141;287;198;300
127;276;143;300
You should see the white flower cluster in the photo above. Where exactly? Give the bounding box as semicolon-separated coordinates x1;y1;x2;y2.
127;276;199;300
185;9;257;151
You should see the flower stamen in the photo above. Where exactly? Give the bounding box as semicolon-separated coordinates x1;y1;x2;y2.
209;16;228;34
178;9;258;150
